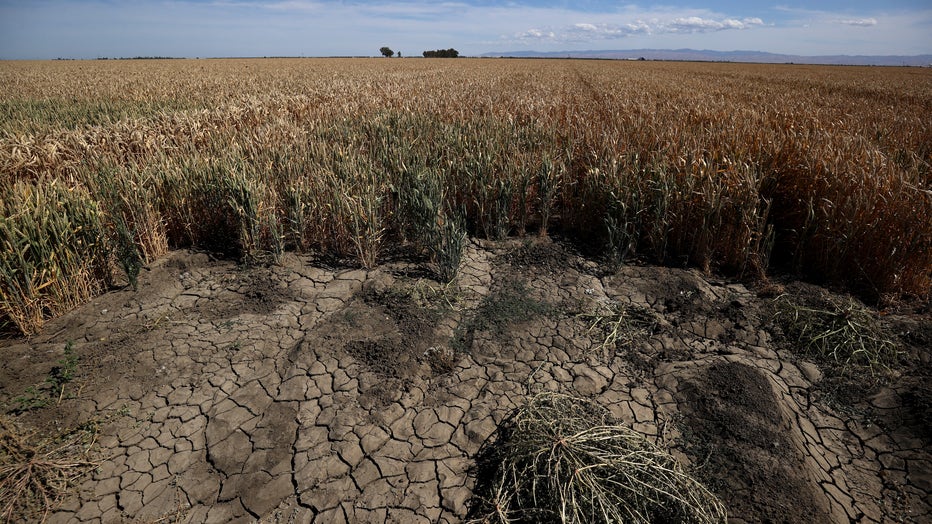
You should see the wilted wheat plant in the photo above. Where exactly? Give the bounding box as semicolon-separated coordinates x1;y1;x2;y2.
468;392;727;524
1;58;929;334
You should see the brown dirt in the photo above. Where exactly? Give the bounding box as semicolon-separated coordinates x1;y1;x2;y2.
676;361;834;523
0;237;929;523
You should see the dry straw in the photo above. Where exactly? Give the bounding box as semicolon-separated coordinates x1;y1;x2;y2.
469;392;726;524
0;416;99;523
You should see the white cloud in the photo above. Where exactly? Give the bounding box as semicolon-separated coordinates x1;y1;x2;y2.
515;16;764;42
837;18;878;27
735;10;930;55
517;28;556;40
667;16;764;32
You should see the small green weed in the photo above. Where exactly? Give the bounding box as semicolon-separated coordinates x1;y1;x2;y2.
216;319;239;332
13;387;49;412
13;342;79;413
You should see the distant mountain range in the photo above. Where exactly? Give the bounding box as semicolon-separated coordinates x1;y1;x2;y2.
481;48;932;67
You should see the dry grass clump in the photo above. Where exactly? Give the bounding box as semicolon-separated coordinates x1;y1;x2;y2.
0;416;99;523
577;301;658;353
774;293;899;373
469;392;726;524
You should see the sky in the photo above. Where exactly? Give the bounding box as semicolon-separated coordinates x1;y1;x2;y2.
0;1;930;60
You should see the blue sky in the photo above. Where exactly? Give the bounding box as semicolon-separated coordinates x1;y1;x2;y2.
0;1;929;59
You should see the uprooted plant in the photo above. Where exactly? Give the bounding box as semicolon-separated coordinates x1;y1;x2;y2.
468;392;727;524
773;293;899;374
0;416;100;523
576;301;658;353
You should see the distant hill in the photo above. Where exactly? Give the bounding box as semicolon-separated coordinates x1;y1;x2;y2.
482;48;932;67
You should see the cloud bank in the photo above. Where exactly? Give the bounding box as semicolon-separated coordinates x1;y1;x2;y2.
516;16;765;43
837;18;878;27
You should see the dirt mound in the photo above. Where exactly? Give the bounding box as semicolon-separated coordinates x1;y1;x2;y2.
0;239;929;523
676;362;833;523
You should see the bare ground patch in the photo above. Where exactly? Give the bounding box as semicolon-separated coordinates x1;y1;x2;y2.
0;239;929;523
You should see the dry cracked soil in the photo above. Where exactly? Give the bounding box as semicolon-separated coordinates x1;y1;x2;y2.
1;237;930;523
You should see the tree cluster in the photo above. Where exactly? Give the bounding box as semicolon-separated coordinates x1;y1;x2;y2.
422;49;459;58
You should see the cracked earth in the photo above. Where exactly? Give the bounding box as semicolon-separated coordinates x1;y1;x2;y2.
1;238;929;523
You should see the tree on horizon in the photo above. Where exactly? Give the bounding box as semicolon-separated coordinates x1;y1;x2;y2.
422;48;459;58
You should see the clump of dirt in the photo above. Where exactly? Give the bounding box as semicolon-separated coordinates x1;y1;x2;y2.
676;361;833;523
865;313;932;446
362;287;440;343
498;238;589;276
899;382;932;445
345;340;418;381
452;277;554;354
338;284;453;408
191;268;294;320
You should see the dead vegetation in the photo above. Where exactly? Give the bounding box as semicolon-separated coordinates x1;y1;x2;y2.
0;416;99;523
774;293;900;373
576;302;658;353
469;392;727;524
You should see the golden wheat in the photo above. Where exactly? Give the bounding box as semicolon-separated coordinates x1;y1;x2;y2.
1;58;929;334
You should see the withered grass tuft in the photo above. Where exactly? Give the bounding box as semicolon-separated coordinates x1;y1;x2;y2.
0;416;99;523
468;392;727;524
774;293;900;374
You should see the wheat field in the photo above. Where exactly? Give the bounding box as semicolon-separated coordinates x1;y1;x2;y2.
1;58;930;334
